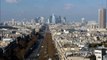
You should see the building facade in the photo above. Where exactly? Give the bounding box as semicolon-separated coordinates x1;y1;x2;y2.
99;8;106;28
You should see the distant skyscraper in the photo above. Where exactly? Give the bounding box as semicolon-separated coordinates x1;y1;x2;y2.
47;19;50;24
99;8;106;28
61;17;66;24
49;14;56;24
56;16;66;24
38;17;45;24
56;16;61;24
51;14;56;24
35;17;45;24
35;17;39;23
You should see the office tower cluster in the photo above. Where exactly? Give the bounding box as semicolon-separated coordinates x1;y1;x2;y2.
35;14;67;24
48;14;66;24
35;17;45;24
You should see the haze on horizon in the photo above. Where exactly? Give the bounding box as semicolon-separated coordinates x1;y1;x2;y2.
0;0;107;22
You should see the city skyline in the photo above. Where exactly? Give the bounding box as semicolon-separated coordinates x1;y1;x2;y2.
1;1;107;60
0;0;107;22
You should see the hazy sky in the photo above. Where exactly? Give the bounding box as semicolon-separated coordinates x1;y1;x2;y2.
0;0;106;22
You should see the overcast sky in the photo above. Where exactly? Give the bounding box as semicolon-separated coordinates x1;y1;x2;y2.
0;0;106;22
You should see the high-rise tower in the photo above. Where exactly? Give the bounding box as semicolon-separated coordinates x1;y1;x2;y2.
49;14;56;24
51;14;56;24
99;8;106;28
